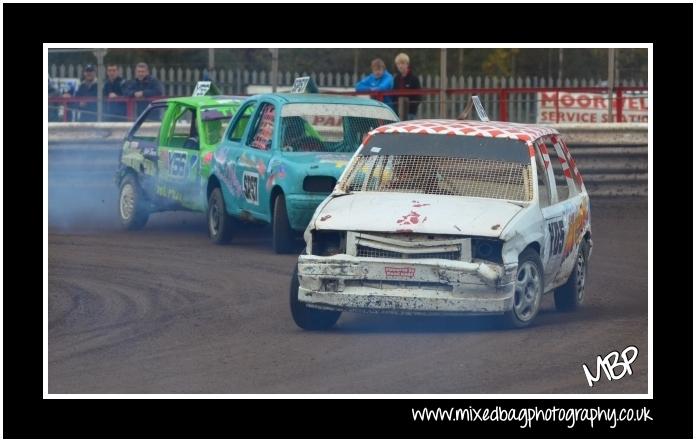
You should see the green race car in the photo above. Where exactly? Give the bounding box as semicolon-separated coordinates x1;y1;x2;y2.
116;92;246;229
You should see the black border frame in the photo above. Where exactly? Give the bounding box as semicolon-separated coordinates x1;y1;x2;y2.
12;2;693;438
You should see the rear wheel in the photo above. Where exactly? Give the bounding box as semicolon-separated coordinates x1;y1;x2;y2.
503;248;544;328
207;187;234;244
273;194;296;254
118;174;149;230
554;240;589;312
290;266;341;330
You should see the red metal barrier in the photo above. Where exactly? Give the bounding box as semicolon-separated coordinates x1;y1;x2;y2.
48;86;647;123
615;89;623;123
499;89;509;122
48;96;168;122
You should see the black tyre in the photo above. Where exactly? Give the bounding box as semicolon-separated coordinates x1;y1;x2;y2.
554;240;589;312
503;248;544;328
290;266;341;330
207;187;234;244
273;193;296;254
118;174;149;230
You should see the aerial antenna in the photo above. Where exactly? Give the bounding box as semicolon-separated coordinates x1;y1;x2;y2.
458;95;490;121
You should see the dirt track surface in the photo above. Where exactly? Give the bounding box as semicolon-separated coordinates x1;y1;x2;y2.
47;137;648;394
48;195;648;394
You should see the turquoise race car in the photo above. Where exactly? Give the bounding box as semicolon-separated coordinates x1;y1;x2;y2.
207;92;398;253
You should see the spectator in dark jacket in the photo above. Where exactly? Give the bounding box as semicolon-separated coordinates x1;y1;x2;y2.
48;77;60;121
392;53;421;120
60;80;77;121
103;64;126;121
123;62;165;116
74;64;98;122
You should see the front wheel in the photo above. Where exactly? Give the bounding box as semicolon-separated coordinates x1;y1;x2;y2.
554;240;589;312
119;174;149;230
290;266;341;330
503;248;544;328
273;194;296;254
207;187;234;244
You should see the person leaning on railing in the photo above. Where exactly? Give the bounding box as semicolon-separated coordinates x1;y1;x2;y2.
48;78;61;122
73;64;99;122
123;62;165;117
355;58;394;109
392;53;421;120
103;63;126;121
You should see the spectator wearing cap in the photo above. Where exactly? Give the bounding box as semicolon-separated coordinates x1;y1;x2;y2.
355;58;394;108
123;62;165;116
73;64;99;122
103;63;126;121
392;53;422;120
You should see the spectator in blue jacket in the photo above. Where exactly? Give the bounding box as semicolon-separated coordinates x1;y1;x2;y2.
123;62;165;116
355;58;394;108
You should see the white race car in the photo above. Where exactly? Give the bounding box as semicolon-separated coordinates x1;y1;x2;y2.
291;119;592;329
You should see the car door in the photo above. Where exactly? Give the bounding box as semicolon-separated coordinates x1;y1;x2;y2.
535;134;584;288
122;103;167;198
236;101;276;220
216;100;258;216
157;103;201;208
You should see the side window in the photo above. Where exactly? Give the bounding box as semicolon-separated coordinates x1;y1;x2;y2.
129;105;166;142
543;136;571;202
164;106;197;148
559;138;584;192
228;103;257;142
533;141;551;208
201;108;233;145
247;103;275;150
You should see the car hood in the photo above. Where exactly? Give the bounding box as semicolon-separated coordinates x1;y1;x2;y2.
312;192;525;238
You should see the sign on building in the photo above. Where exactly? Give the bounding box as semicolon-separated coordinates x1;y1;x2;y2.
536;91;648;123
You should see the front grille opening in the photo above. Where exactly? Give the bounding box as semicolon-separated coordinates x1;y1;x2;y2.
356;245;401;259
303;175;336;193
346;279;453;291
356;245;461;261
410;251;461;260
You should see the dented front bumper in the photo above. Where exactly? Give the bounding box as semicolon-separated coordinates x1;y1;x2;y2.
297;254;516;315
